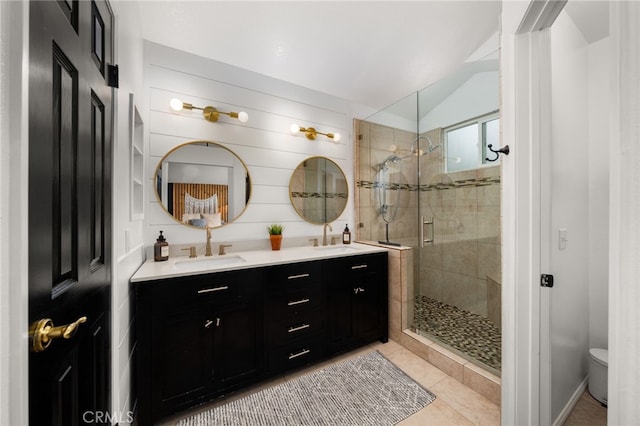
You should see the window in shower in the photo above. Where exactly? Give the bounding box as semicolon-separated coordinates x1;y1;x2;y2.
444;112;500;172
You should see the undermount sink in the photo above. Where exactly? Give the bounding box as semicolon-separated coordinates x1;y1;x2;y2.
173;255;247;271
314;245;361;254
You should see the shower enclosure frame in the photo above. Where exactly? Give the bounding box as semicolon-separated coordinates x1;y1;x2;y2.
355;54;502;375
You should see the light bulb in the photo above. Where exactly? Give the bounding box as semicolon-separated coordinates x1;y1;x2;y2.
333;133;341;142
290;123;300;134
237;111;249;123
170;98;183;111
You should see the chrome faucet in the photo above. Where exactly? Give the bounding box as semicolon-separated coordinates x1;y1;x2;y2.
322;223;333;246
205;227;213;257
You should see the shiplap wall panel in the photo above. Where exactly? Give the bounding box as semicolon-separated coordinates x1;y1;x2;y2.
145;41;353;245
148;108;348;161
148;70;347;128
146;42;349;112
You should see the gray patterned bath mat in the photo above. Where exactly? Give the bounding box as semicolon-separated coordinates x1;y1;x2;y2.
177;350;436;425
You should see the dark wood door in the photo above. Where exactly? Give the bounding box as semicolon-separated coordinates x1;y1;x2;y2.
28;1;113;424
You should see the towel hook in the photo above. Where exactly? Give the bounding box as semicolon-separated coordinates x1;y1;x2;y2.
485;144;510;162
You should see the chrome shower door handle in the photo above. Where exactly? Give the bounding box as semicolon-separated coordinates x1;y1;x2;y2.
421;216;434;247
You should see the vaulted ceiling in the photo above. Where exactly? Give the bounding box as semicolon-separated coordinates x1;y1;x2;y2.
138;1;502;113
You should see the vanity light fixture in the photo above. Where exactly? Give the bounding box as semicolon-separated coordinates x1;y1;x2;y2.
290;123;341;142
170;98;249;123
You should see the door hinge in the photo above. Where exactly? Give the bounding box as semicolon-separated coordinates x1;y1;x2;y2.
107;64;119;88
541;274;554;288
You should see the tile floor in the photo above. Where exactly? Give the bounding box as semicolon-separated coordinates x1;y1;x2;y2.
413;296;502;373
160;340;501;426
563;390;607;426
160;339;605;425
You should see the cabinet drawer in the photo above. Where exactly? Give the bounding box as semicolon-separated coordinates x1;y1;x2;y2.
267;285;323;318
150;269;263;311
266;308;323;346
267;337;324;374
267;261;323;293
326;253;385;278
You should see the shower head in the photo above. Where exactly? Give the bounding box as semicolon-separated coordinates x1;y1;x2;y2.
391;136;440;160
379;154;402;170
427;143;441;153
412;136;440;156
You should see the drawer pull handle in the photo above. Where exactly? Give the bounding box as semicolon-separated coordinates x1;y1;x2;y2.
288;348;310;359
288;323;310;333
354;287;366;294
351;265;368;270
204;320;213;328
197;286;229;294
288;273;310;280
287;298;310;306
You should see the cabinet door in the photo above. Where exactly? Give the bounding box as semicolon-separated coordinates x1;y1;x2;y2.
150;305;213;416
325;253;388;354
325;272;354;351
213;300;263;390
352;273;381;341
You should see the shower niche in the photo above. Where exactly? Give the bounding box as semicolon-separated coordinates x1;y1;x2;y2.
355;42;502;375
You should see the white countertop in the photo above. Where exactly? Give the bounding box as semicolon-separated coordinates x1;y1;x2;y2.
130;242;388;283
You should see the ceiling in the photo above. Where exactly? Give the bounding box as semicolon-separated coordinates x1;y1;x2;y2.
138;1;502;113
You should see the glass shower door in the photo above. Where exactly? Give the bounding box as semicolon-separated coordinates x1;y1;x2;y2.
412;79;502;375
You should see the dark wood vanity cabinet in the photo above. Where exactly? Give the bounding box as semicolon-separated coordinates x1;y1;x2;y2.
325;253;389;355
134;268;264;425
265;261;325;373
132;250;387;425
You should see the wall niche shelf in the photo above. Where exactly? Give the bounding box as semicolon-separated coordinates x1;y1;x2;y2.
130;93;144;221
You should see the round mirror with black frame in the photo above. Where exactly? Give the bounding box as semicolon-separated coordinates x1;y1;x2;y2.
289;156;348;224
154;141;251;229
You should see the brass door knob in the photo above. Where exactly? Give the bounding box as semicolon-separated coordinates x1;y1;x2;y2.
29;316;87;352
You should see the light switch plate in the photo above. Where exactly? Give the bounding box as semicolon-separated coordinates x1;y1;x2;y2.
559;228;568;250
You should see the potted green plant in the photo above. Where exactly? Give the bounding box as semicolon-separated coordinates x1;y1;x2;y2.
267;224;284;251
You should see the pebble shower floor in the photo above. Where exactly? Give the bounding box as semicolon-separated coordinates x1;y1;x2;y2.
413;295;501;372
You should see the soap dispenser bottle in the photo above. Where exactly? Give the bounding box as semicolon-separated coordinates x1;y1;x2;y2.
154;230;169;261
342;224;351;244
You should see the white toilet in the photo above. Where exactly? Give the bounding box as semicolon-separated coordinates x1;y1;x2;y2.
588;348;608;406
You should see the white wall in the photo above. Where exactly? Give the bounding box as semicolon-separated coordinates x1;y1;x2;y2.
111;2;145;422
144;42;353;248
587;36;609;350
420;71;499;131
548;6;610;422
549;10;591;420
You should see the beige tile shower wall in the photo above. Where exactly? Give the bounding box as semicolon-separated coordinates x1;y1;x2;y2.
355;120;419;244
356;119;501;319
387;247;414;342
420;165;501;317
